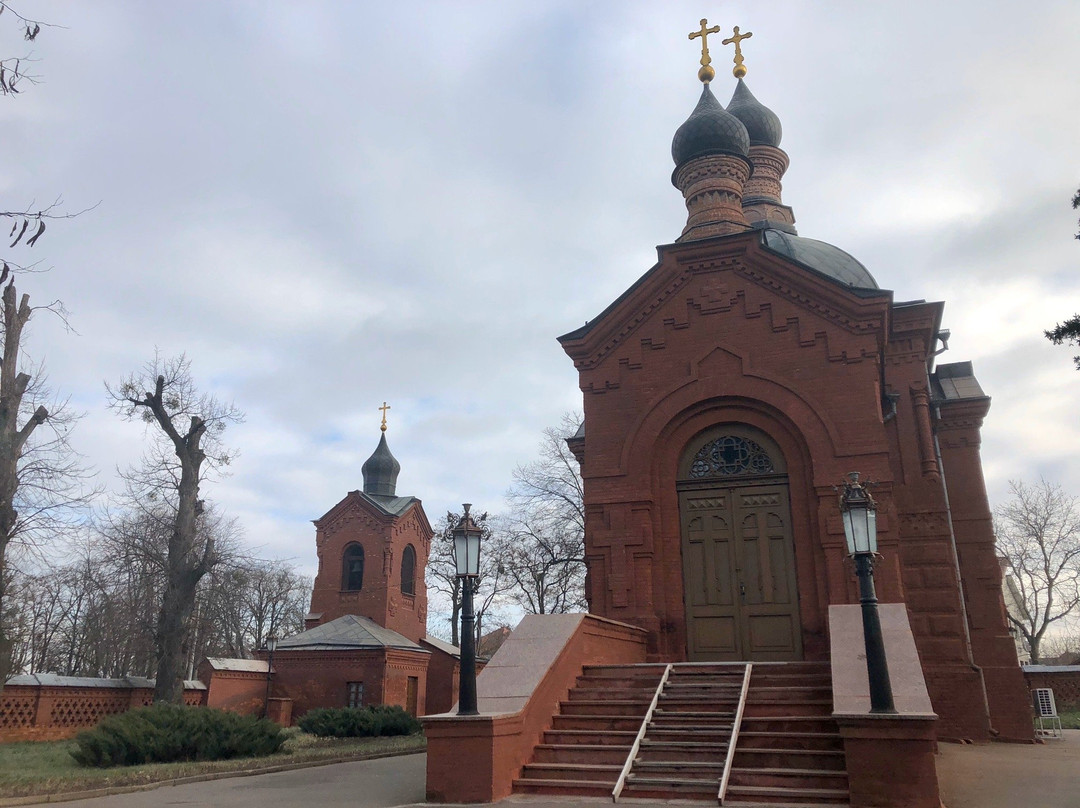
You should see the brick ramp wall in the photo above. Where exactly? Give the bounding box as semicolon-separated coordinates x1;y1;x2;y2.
1;675;207;742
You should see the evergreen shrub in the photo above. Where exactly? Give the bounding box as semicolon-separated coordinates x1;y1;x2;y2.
70;704;285;768
297;705;421;738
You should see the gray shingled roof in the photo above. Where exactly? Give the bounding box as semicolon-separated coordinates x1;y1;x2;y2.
362;492;418;517
421;635;462;659
276;614;426;652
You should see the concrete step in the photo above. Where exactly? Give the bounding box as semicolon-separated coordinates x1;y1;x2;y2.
637;740;728;762
646;726;735;743
724;783;849;805
743;701;834;718
734;747;846;770
741;716;840;734
631;759;723;780
531;743;631;765
542;728;638;746
623;774;716;797
559;699;651;717
729;766;849;791
519;762;621;783
737;731;844;750
551;714;642;732
512;777;612;797
749;686;832;700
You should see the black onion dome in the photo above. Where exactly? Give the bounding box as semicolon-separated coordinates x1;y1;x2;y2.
761;228;878;290
362;433;400;497
671;84;750;169
726;78;782;148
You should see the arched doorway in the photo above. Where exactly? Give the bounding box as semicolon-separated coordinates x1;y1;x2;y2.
677;424;803;661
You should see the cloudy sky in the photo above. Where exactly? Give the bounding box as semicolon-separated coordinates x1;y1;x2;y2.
4;1;1079;578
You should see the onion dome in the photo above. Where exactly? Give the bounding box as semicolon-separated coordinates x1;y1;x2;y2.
362;433;400;497
726;78;782;148
671;84;750;170
761;229;878;290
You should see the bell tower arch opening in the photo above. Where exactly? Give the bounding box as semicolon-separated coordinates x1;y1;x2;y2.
677;423;803;661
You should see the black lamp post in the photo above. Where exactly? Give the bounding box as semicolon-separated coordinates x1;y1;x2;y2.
263;632;277;719
839;472;896;714
453;504;483;716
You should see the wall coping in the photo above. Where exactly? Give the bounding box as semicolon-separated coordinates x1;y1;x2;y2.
1023;665;1080;673
5;674;206;690
829;603;937;719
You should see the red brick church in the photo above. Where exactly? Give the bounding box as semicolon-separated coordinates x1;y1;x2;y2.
423;23;1032;808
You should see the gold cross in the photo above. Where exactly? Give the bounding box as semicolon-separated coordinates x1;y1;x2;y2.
722;26;753;78
379;401;390;432
688;18;722;83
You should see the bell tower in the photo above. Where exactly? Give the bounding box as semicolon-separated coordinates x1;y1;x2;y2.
307;406;432;643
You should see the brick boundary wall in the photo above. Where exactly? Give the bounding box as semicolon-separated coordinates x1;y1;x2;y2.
1023;666;1080;712
0;675;207;742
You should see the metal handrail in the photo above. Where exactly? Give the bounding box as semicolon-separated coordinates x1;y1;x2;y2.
717;663;753;805
611;663;672;802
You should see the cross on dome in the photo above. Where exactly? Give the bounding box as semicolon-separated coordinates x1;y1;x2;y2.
722;26;753;78
688;18;721;83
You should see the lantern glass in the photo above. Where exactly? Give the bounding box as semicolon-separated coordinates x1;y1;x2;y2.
840;474;877;555
266;635;278;653
452;511;482;577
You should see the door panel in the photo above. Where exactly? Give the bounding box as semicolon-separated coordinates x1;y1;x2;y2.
680;482;802;661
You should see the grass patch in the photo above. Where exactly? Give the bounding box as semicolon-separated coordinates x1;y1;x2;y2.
1056;710;1080;730
0;729;425;799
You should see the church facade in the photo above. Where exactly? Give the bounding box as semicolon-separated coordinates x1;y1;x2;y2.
557;65;1031;742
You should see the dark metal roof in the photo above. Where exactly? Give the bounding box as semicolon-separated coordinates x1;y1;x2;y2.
760;228;879;290
362;433;400;497
276;614;425;652
671;83;750;170
726;78;782;148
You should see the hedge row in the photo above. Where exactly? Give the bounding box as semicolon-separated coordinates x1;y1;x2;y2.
71;704;285;768
297;705;421;738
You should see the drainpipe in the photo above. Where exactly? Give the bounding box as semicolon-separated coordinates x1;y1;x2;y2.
933;408;997;737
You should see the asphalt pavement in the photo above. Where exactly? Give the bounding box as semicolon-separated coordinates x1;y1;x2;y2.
24;752;426;808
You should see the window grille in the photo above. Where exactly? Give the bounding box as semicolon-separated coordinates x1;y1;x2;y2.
689;435;776;478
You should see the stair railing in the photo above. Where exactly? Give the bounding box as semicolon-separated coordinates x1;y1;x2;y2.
717;662;753;805
611;663;672;802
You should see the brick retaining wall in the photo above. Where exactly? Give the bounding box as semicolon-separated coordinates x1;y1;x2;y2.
1;674;207;742
1023;666;1080;712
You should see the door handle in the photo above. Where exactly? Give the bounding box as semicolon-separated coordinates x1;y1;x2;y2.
738;580;746;601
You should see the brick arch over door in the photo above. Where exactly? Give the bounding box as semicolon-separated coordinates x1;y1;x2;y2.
643;398;831;661
677;423;803;661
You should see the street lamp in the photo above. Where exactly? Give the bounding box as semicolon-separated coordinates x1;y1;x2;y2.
263;632;278;719
452;503;483;716
839;472;896;714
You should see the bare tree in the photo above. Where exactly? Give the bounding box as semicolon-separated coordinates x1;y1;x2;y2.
425;510;512;646
502;412;586;615
995;479;1080;664
106;354;242;702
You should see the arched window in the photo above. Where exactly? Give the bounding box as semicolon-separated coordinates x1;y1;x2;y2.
342;544;365;591
401;544;416;596
688;435;776;479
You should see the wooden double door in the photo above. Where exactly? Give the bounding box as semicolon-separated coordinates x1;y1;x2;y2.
680;481;803;661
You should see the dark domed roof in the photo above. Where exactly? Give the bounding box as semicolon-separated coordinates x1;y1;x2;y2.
761;228;878;290
726;79;782;148
362;433;400;497
671;84;750;169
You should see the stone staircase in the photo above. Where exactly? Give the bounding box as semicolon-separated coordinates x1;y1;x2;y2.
513;660;849;806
